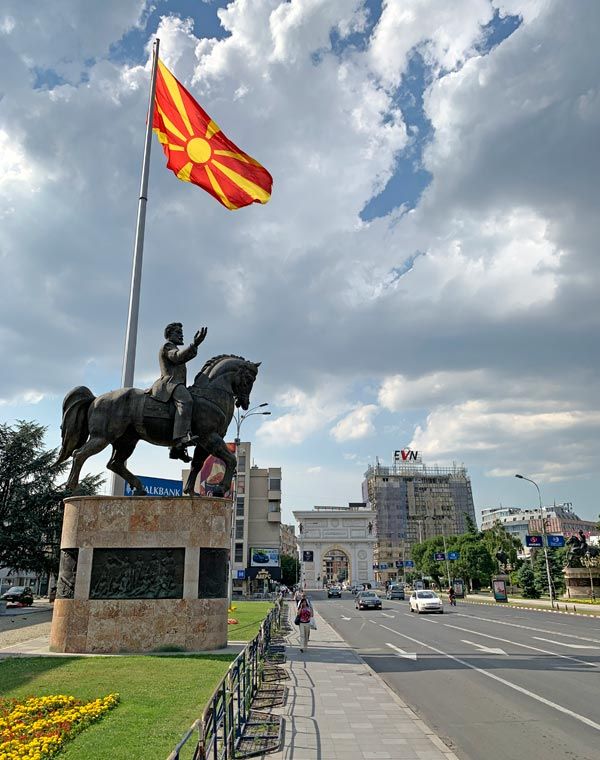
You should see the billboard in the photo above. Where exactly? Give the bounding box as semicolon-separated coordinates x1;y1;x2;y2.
195;443;236;497
124;476;183;497
525;535;543;547
250;547;280;567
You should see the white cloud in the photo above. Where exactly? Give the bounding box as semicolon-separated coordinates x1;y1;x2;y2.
257;386;348;445
331;404;379;442
0;1;598;514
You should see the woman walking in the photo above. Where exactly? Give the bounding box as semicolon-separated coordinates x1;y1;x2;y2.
297;598;313;652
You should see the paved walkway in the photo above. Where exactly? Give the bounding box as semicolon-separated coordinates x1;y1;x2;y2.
263;604;458;760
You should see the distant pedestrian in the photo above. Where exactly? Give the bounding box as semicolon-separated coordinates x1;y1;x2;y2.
294;588;302;605
297;598;313;652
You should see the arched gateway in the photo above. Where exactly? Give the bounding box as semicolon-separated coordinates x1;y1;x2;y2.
293;506;376;589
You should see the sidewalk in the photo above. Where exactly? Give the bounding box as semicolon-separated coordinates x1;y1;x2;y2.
263;604;458;760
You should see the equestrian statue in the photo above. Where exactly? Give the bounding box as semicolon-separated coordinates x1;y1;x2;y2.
57;322;261;497
565;531;600;567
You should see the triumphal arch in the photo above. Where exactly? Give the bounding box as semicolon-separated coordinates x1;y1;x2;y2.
293;505;376;588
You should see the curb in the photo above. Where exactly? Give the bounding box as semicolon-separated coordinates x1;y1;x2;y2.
464;598;600;618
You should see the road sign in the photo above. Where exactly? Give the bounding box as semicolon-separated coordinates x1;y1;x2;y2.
525;535;543;547
395;560;404;568
236;570;245;579
302;550;314;562
547;535;565;547
447;551;460;560
379;563;389;570
434;552;446;561
404;560;415;568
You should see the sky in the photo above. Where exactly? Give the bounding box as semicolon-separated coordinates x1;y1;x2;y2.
1;0;599;527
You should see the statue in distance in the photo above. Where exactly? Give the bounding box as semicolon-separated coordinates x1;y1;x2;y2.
57;323;261;497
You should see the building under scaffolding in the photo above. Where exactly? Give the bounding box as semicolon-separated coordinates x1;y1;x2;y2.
362;456;476;583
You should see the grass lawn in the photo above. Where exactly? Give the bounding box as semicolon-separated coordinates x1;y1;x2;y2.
0;654;234;759
228;601;274;641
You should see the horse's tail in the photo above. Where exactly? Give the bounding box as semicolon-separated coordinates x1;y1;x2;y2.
56;386;95;464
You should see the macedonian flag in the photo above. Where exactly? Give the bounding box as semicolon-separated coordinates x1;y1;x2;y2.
152;60;272;209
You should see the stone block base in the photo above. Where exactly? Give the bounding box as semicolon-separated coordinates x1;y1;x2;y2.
50;598;227;653
49;495;230;654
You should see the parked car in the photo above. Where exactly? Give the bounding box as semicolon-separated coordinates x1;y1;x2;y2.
409;590;443;614
355;591;382;610
386;584;405;600
1;586;34;605
327;586;342;598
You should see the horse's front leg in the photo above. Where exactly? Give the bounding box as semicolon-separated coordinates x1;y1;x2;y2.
205;433;237;497
183;445;208;496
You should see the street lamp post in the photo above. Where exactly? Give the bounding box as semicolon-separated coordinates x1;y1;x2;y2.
515;474;555;607
227;403;270;607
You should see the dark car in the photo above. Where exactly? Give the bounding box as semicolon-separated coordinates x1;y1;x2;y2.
327;586;342;598
252;551;270;564
355;591;382;610
1;586;34;605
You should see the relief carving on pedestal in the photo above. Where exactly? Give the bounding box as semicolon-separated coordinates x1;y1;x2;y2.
89;548;185;599
198;548;228;599
56;549;79;599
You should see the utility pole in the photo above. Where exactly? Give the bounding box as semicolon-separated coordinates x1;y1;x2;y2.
516;474;555;608
227;403;270;607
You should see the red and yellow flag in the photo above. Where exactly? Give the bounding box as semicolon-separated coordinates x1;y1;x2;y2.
152;59;272;209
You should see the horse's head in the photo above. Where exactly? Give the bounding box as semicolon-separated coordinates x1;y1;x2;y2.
232;361;261;410
566;535;581;548
193;355;261;410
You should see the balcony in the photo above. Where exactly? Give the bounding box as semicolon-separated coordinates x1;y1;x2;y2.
267;511;281;523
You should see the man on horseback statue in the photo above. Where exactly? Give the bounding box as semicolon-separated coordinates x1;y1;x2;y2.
149;322;207;463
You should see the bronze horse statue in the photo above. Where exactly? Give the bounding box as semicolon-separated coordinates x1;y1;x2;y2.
57;354;260;497
565;533;600;567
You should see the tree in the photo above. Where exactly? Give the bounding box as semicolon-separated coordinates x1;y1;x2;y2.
0;421;102;580
480;521;523;573
517;563;539;598
533;547;565;596
464;514;479;536
453;534;496;591
280;554;299;587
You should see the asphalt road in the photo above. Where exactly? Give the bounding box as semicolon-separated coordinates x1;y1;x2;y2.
311;591;600;760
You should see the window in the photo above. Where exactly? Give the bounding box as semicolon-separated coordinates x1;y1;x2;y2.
268;501;280;513
237;455;246;472
234;543;244;563
235;520;244;540
269;477;281;491
236;497;245;516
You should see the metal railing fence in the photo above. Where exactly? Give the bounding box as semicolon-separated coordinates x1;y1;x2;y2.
167;600;282;760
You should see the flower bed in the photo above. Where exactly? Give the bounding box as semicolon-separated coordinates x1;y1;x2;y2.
0;693;119;759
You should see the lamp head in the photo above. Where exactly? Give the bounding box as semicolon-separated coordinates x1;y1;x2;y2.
515;474;524;479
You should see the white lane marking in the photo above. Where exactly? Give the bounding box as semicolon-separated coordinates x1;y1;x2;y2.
378;624;600;732
369;619;379;624
457;612;600;644
341;616;351;621
381;612;395;619
532;636;600;650
460;639;507;656
386;642;417;660
444;623;599;669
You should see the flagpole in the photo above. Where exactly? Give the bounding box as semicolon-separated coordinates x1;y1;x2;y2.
111;37;160;496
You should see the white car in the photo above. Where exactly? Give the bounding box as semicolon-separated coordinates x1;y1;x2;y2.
409;590;443;614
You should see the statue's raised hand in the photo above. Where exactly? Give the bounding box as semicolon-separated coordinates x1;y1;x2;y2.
194;327;208;346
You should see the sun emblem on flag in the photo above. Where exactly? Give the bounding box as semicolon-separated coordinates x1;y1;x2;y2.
153;59;272;209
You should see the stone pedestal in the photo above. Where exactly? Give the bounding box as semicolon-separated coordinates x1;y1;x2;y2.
563;566;600;599
49;495;230;654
